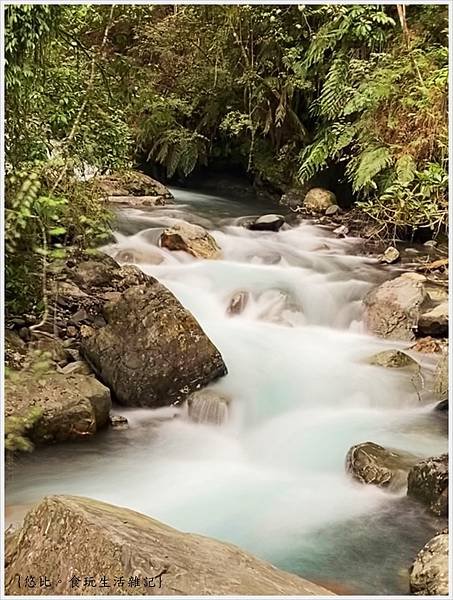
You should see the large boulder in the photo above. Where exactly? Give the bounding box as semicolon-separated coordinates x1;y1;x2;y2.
407;454;448;517
160;222;222;259
4;496;334;596
303;188;336;212
363;273;428;340
409;529;449;595
82;277;227;407
106;195;169;208
5;372;111;446
346;442;418;489
95;170;172;201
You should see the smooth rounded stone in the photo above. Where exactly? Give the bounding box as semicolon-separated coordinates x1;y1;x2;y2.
409;528;449;595
346;442;418;489
435;399;448;412
407;454;448;516
418;302;448;336
227;291;250;316
160;222;222;259
424;240;438;248
433;350;448;401
325;204;340;216
5;373;111;445
363;273;428;341
248;214;285;232
82;278;227;408
303;187;336;212
187;389;231;425
109;414;129;430
114;247;163;265
4;496;334;596
379;246;400;264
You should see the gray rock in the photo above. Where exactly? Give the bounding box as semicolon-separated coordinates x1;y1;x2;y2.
4;496;334;596
82;278;227;407
58;360;92;376
363;273;428;340
423;240;438;248
379;246;400;264
107;195;168;207
187;389;231;425
304;188;336;212
407;454;448;516
367;349;419;369
160;222;222;259
418;302;448;336
333;225;349;237
95;170;173;199
409;529;449;595
346;441;418;489
248;214;285;232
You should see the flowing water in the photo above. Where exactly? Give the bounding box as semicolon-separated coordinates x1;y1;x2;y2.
6;187;448;595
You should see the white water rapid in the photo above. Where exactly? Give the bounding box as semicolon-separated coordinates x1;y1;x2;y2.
7;187;448;594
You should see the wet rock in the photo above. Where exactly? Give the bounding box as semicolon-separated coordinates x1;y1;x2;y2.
346;441;418;488
160;222;222;259
304;188;336;212
424;240;438;248
114;247;163;265
418;302;448;336
409;528;448;595
379;246;400;264
363;273;427;341
5;373;111;445
407;454;448;516
433;350;448;401
72;258;119;289
82;278;227;408
95;170;172;200
4;496;333;596
187;389;231;425
435;399;448;412
109;414;129;430
325;204;340;216
228;291;250;315
248;214;285;232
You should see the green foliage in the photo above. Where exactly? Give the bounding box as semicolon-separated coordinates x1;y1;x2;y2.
5;407;43;453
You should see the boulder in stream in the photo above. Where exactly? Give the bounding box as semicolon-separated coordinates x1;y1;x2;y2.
227;290;250;315
346;442;418;488
418;302;448;336
95;170;173;202
248;214;285;232
5;372;111;445
407;454;448;517
160;222;222;259
363;273;428;341
4;495;334;596
82;276;227;407
409;528;449;595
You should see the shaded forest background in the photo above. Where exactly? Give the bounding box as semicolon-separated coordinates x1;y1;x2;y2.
5;4;448;313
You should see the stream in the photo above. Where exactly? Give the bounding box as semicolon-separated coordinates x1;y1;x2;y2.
6;187;448;595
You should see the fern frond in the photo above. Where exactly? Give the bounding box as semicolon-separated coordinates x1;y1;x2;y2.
347;146;393;192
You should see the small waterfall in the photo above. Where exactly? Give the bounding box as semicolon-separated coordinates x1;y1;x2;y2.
187;390;230;425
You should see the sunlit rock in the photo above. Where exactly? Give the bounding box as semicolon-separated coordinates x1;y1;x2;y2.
160;222;222;259
248;214;285;232
303;187;336;212
407;454;448;516
409;528;449;595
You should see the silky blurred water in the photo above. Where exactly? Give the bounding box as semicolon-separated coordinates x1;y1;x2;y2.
7;187;447;595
